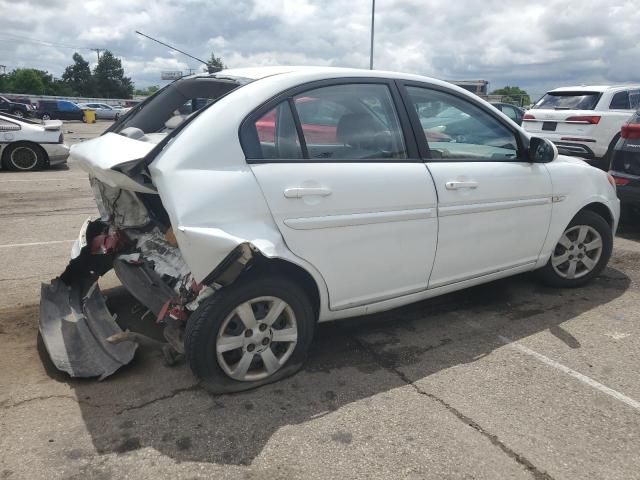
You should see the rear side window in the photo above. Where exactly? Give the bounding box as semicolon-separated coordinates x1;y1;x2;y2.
244;83;407;161
253;102;302;159
610;90;640;110
533;92;601;110
610;91;630;109
293;84;406;159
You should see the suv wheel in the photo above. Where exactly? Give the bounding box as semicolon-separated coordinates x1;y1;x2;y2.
537;210;612;287
41;113;51;121
10;110;24;118
185;274;315;393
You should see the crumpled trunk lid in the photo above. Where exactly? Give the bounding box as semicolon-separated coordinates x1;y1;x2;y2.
70;133;157;194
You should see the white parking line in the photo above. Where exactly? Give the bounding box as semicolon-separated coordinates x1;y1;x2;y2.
0;240;75;249
0;177;87;183
499;335;640;412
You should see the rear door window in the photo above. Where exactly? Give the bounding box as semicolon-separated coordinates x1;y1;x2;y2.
533;92;601;110
610;91;631;110
292;83;407;160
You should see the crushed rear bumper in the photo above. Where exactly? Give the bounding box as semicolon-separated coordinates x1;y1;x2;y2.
39;218;137;379
39;278;137;380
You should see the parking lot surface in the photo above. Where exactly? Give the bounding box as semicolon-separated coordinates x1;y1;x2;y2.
1;120;639;479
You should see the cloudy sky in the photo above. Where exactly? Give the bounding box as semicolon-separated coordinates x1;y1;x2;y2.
0;0;638;97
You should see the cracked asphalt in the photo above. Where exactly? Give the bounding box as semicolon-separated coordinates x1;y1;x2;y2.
1;121;640;479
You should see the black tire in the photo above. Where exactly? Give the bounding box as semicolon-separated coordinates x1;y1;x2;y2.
537;210;613;288
41;113;51;121
10;109;24;118
2;142;46;171
114;113;120;121
602;133;621;171
185;274;315;393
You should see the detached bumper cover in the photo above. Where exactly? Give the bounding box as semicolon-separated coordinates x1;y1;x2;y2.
39;278;137;380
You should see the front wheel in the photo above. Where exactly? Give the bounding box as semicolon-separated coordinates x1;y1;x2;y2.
537;210;613;288
10;110;24;118
184;274;315;393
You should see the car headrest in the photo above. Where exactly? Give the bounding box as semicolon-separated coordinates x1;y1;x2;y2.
336;113;381;149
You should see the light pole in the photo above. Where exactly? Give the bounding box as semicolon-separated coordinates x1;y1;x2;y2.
369;0;375;70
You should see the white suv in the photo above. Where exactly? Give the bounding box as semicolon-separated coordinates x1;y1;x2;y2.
523;85;640;168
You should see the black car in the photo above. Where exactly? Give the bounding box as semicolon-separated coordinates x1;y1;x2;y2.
490;102;525;125
36;100;84;121
609;110;640;211
0;96;32;118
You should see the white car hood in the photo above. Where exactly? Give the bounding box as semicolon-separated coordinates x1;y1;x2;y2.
70;132;157;194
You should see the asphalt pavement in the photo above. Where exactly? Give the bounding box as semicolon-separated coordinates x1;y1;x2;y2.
1;120;639;479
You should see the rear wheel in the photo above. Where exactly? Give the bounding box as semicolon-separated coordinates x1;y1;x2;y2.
2;142;46;171
10;109;24;118
537;210;612;287
184;274;315;393
41;113;51;121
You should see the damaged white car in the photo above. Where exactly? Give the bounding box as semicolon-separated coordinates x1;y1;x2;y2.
40;67;620;392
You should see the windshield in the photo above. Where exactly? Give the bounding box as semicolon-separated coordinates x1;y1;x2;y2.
111;75;249;135
532;91;601;110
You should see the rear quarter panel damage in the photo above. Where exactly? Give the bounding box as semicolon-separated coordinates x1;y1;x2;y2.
147;82;330;318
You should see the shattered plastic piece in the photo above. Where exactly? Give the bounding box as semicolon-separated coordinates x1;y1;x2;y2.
39;279;137;380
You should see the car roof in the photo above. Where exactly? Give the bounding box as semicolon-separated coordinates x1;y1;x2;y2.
189;65;480;100
549;85;640;93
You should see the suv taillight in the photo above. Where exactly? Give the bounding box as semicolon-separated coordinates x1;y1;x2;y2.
565;115;601;124
621;124;640;140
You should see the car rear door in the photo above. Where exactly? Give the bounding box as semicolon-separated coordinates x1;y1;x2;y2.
244;79;439;310
399;82;552;288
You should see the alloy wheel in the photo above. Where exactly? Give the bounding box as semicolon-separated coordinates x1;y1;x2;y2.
551;225;603;279
216;296;298;381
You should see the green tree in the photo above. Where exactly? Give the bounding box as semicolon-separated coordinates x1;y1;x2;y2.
62;53;94;96
93;50;134;98
490;86;530;107
134;85;160;96
9;69;46;94
204;51;225;73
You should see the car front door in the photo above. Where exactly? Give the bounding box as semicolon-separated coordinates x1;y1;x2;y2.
0;98;9;114
400;83;552;288
245;80;439;310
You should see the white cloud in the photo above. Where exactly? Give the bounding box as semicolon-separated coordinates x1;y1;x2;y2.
0;0;638;96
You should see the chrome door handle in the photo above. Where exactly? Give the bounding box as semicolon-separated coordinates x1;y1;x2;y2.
445;181;478;190
283;187;332;198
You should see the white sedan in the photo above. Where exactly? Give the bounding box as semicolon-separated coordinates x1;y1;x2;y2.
0;113;69;170
40;67;620;392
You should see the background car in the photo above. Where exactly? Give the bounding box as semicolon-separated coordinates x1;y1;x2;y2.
0;112;69;170
36;100;84;121
522;85;640;169
609;110;640;214
77;102;127;120
0;95;32;118
490;102;525;125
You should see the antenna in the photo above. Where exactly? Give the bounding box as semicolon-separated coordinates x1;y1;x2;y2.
135;31;220;73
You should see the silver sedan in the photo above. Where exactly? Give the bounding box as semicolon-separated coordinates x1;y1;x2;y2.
77;103;127;120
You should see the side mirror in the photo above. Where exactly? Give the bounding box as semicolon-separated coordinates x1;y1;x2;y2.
529;136;558;163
